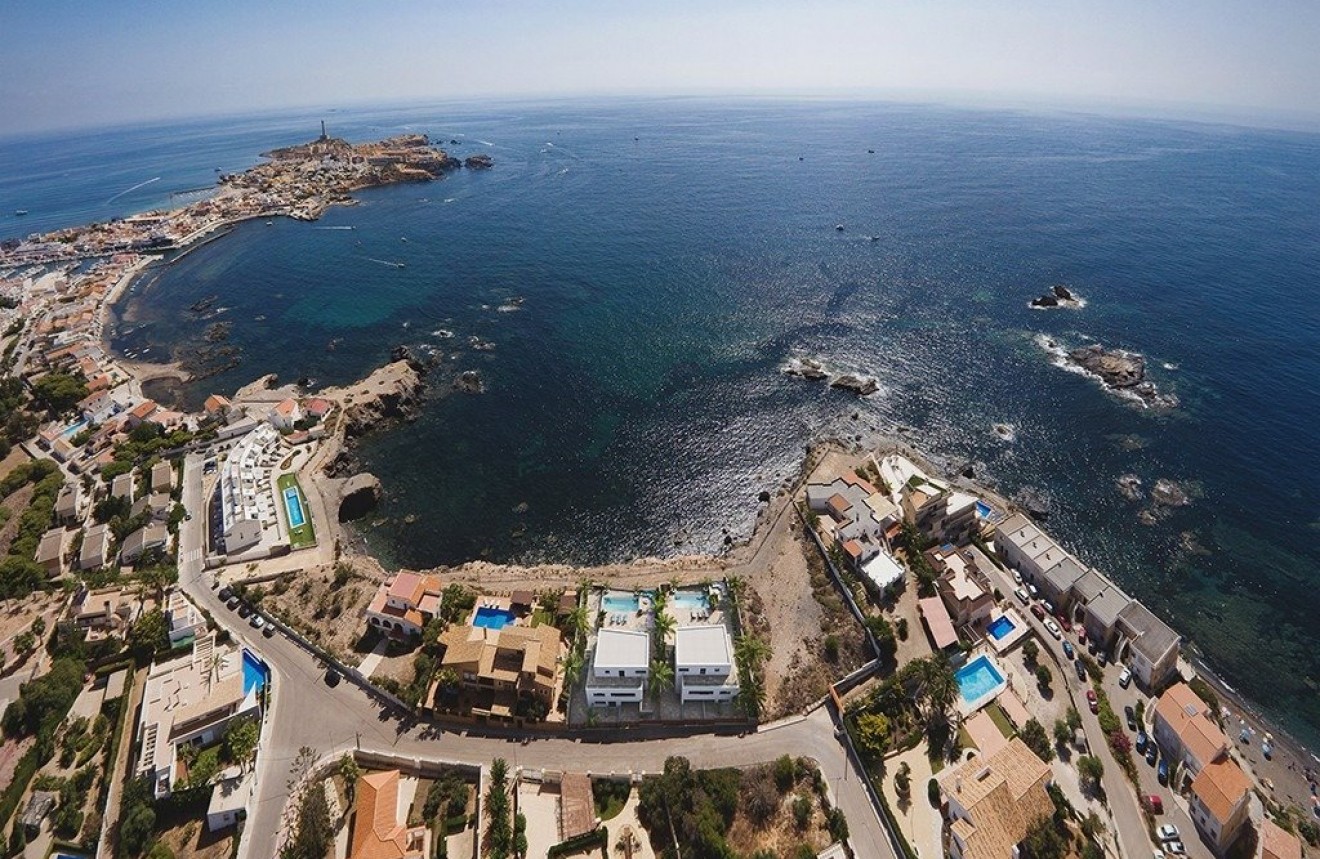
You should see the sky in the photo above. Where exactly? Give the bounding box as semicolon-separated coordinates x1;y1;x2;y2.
2;0;1318;135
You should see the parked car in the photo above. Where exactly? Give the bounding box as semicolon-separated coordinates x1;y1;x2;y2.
1164;842;1186;856
1086;689;1098;713
1125;705;1137;730
1146;744;1159;766
1074;624;1087;643
1044;619;1062;639
1012;569;1023;585
1063;641;1074;659
1028;584;1038;598
237;604;252;619
218;587;233;601
1118;667;1132;688
250;614;265;629
1144;795;1164;814
226;597;241;610
1154;851;1166;859
1136;730;1148;753
1014;587;1030;605
1097;652;1108;667
1031;603;1046;620
1157;824;1180;842
1158;759;1169;785
263;624;276;638
1076;660;1087;681
324;668;341;687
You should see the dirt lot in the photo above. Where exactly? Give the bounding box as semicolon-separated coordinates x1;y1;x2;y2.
256;562;379;663
0;447;31;482
154;810;234;859
0;483;35;556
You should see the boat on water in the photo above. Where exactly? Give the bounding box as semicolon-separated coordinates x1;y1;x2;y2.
265;220;273;226
14;210;27;216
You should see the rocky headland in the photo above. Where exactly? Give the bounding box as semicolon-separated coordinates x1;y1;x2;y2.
1038;336;1179;409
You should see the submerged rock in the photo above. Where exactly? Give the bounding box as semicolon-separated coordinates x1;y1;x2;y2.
783;357;828;381
464;154;494;169
453;370;484;394
1151;478;1191;507
1069;344;1145;388
1015;487;1052;518
1117;474;1144;501
1030;284;1082;309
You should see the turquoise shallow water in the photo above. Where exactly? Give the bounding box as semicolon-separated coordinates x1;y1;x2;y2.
3;98;1319;746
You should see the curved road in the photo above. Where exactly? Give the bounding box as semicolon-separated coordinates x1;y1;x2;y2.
178;454;895;859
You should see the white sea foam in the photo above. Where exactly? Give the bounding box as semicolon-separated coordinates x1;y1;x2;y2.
431;329;454;339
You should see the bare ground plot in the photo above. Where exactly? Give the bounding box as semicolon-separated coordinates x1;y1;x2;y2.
0;447;31;482
516;781;563;859
0;483;36;556
257;563;379;663
154;811;235;859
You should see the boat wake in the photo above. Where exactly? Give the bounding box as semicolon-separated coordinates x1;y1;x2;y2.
105;176;161;205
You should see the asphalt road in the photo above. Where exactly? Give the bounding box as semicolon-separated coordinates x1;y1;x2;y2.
177;454;898;859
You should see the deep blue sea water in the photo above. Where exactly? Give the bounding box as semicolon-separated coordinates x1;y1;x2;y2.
3;99;1318;746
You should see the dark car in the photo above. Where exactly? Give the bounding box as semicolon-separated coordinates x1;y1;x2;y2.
1062;641;1074;660
226;597;241;610
1158;759;1170;785
324;668;341;687
1125;705;1137;730
237;603;252;619
262;623;276;638
1136;730;1148;753
1030;603;1046;620
1075;660;1087;681
218;587;233;602
1097;652;1108;668
1144;794;1164;815
1086;689;1099;713
1146;743;1159;766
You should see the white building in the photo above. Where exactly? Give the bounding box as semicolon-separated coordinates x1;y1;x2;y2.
165;590;207;646
217;423;282;554
674;626;740;703
267;398;302;431
136;634;261;799
586;628;650;706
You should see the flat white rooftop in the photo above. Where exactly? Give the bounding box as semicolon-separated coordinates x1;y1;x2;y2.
675;625;733;668
862;550;906;590
593;628;649;672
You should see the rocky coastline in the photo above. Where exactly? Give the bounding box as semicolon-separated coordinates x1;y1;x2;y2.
782;355;878;396
1037;335;1179;409
1029;283;1084;309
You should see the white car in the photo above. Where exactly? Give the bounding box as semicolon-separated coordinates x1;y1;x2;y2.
1157;824;1181;842
1164;842;1186;856
1028;584;1039;598
1118;666;1133;688
1044;619;1062;639
1014;587;1030;605
1012;569;1023;585
1154;852;1166;859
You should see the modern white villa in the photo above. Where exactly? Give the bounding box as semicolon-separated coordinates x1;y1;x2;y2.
674;625;740;703
585;628;650;706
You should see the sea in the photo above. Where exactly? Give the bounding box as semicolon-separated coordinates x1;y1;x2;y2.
2;98;1317;747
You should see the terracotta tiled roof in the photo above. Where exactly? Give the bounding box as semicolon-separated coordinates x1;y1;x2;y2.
349;770;414;859
1191;757;1251;824
1260;818;1302;859
938;738;1054;859
1156;683;1228;766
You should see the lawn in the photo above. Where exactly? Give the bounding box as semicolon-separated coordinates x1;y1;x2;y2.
986;702;1016;738
276;473;316;549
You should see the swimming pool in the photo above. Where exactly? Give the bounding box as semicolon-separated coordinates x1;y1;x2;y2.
956;655;1006;706
473;607;516;630
283;486;305;528
670;590;709;610
601;592;643;614
242;650;268;696
987;615;1018;641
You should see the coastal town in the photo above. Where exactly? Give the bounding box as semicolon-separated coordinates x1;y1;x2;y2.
0;135;1315;859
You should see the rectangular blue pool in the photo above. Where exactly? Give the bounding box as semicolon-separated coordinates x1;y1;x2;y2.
956;655;1006;705
670;590;709;610
601;592;642;614
987;615;1018;641
473;607;515;630
283;486;306;528
242;650;268;696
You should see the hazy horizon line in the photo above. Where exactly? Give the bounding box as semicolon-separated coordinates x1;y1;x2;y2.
6;87;1320;142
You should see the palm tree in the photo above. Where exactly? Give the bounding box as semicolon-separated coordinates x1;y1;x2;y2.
652;610;675;652
647;660;674;699
563;649;585;689
566;604;590;639
734;634;771;671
